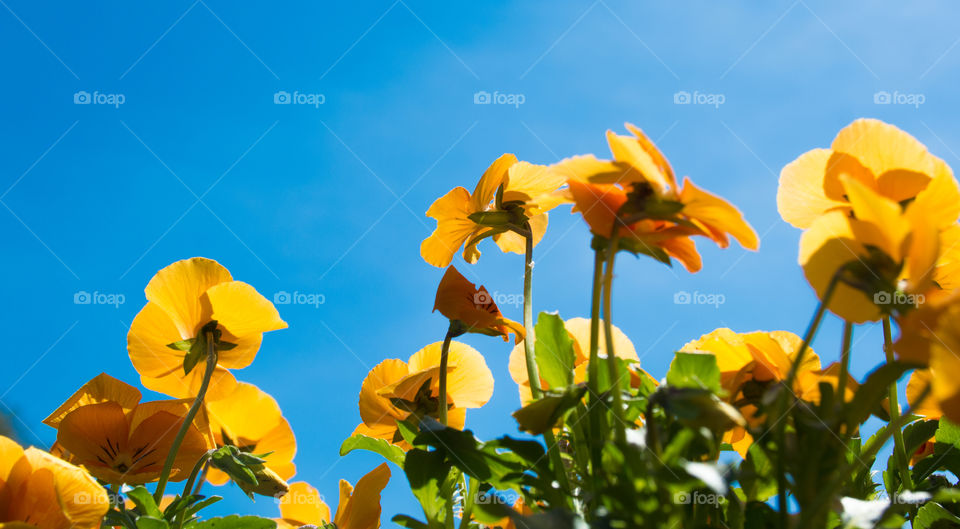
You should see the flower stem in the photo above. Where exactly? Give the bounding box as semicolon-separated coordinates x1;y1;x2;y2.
837;322;853;407
883;316;914;491
177;450;213;529
601;230;628;447
586;247;605;497
522;232;571;496
154;331;218;503
776;272;841;524
438;327;454;426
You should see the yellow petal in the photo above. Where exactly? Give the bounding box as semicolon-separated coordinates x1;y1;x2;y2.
831;118;936;199
256;418;298;481
44;373;141;428
550;154;634;184
358;359;410;430
680;328;753;375
206;382;283;442
605;125;672;194
20;448;110;529
777;149;870;228
503;162;565;209
407;341;493;409
798;211;881;323
935;224;960;289
840;175;907;260
127;302;190;379
471;154;517;212
907;369;941;419
280;482;332;526
334;463;391;529
0;435;24;483
679;177;758;250
144;257;232;338
493;212;547;255
421;187;478;268
139;363;238;400
205;281;287;337
907;157;960;229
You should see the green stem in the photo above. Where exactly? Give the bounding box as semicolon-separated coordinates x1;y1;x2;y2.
883;317;914;492
601;230;628;447
459;476;479;529
154;331;218;503
776;272;841;526
587;247;605;500
521;232;571;497
176;451;213;529
438;327;454;426
838;322;853;407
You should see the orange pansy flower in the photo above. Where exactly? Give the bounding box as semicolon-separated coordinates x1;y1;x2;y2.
0;436;109;529
354;342;494;450
127;257;287;399
433;266;524;343
43;373;211;485
552;123;758;272
275;465;390;529
421;154;565;268
203;381;297;487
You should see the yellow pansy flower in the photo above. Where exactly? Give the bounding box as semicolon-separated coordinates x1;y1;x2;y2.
903;369;941;465
127;257;287;399
43;373;211;485
433;266;524;343
354;342;494;449
203;382;297;486
421;154;565;268
0;435;109;529
552;123;758;272
275;464;390;529
778;118;960;230
895;289;960;423
681;328;854;457
798;175;941;323
507;317;649;405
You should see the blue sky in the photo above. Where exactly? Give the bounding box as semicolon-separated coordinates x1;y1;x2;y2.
1;0;959;521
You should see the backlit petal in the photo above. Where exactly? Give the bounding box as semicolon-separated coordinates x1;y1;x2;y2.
144;257;232;338
408;341;493;409
679;177;758;250
831;119;935;197
471;154;517;212
205;281;287;338
334;463;391;529
280;482;331;526
44;373;141;428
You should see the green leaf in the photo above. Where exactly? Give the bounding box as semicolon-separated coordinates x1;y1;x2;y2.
136;517;169;529
166;339;194;351
845;361;921;428
182;334;207;375
339;434;406;467
666;352;721;393
915;502;960;529
185;516;277;529
936;418;960;445
402;449;451;525
740;444;777;502
390;515;430;529
512;385;587;434
126;486;162;518
533;312;576;389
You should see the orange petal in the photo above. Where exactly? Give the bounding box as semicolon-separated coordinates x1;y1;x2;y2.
55;402;130;481
493;212;548;255
334;463;391;529
44;373;141;428
421;187;478;268
606;126;673;195
907;369;941;419
358;360;410;430
679;177;758;250
567;179;626;237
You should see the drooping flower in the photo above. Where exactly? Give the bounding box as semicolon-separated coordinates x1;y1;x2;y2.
203;381;296;486
778;118;960;230
895;289;960;423
421;155;566;268
43;373;211;485
274;465;390;529
551;123;758;272
127;257;287;399
433;266;524;343
0;435;110;529
354;342;494;449
507;317;652;405
680;328;855;457
798;175;941;323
